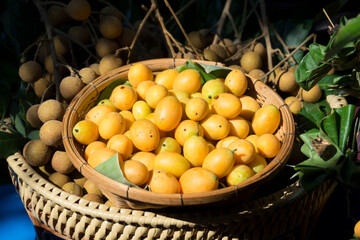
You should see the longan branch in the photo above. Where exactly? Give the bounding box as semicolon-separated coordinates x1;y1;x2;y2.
152;0;176;58
164;0;196;25
262;34;316;80
212;0;232;45
40;1;66;7
259;0;274;84
51;27;99;62
126;2;156;64
163;0;201;59
269;24;297;65
237;0;247;42
32;0;61;101
165;32;186;55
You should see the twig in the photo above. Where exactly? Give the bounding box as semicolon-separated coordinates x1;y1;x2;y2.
212;0;232;45
84;18;99;43
261;34;316;81
33;0;61;101
126;3;156;64
163;0;201;59
52;27;99;62
164;0;197;25
226;32;265;61
237;0;248;42
249;0;263;30
226;10;240;42
33;36;47;61
269;24;296;65
165;31;187;55
259;0;274;84
152;0;175;58
40;1;66;7
323;8;335;28
40;81;55;104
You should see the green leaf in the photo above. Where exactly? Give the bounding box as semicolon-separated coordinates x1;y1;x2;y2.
27;130;39;140
94;153;140;188
333;104;355;153
176;60;230;84
0;131;26;158
95;78;126;104
320;111;339;147
14;114;26;137
298;100;330;129
295;43;333;90
297;167;334;192
325;16;360;59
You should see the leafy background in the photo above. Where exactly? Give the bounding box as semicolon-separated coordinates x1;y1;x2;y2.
0;0;360;238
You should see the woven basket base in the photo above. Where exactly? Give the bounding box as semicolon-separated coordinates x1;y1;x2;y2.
8;152;336;240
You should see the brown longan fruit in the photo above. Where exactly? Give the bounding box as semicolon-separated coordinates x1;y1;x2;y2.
285;96;303;115
203;48;219;62
53;35;69;56
253;42;266;58
89;63;100;75
219;38;237;55
51;150;75;174
23;139;52;167
19;61;43;83
44;55;68;75
39;120;63;147
248;69;265;80
100;16;123;39
38;99;64;123
26;104;42;129
60;76;84;101
83;179;103;197
228;64;243;70
48;172;71;188
100;6;122;22
47;5;69;27
79;67;97;84
99;55;123;75
278;71;298;93
187;31;206;49
96;38;119;58
62;182;83;197
70;170;87;187
240;51;262;73
301;84;322;103
37;162;55;178
33;77;50;98
82;193;103;203
66;0;91;21
209;44;227;60
68;26;90;44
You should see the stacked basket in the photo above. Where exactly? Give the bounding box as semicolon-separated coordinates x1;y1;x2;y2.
7;58;337;239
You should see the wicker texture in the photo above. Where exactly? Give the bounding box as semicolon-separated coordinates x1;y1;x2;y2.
62;58;296;209
8;152;335;240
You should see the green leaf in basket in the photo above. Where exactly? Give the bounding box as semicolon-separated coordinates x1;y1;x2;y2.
0;131;26;159
14;114;26;137
95;78;126;104
175;60;231;84
94;153;140;188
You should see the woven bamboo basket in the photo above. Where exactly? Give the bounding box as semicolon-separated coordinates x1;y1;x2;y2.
7;152;336;240
62;58;295;209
